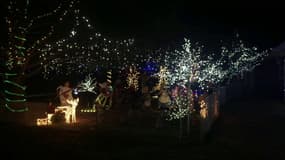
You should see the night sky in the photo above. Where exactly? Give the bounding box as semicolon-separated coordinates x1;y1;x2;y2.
1;0;285;49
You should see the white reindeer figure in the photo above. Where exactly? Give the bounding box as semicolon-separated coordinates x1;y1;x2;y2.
56;98;79;124
67;98;79;123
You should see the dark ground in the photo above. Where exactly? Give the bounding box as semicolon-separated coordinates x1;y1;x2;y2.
0;98;285;159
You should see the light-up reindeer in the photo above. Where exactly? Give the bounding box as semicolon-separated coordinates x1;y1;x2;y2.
56;98;79;124
66;98;79;123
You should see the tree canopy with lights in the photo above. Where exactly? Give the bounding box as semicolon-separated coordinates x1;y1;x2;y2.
1;0;83;112
1;0;268;114
159;35;268;120
1;0;137;112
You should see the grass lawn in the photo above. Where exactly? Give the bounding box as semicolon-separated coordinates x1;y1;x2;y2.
0;98;285;159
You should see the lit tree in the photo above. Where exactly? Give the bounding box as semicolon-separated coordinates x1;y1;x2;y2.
153;38;205;120
198;54;228;90
165;38;207;87
1;0;135;112
166;85;191;121
164;35;268;92
163;35;268;120
1;0;79;112
221;34;268;80
39;11;135;78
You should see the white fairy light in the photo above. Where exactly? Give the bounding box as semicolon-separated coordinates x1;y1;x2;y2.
164;38;207;87
77;74;97;94
221;34;268;80
166;86;191;121
40;11;135;77
71;30;76;36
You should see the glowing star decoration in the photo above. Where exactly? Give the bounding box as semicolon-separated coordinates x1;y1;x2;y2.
126;66;140;91
199;99;208;119
77;74;97;94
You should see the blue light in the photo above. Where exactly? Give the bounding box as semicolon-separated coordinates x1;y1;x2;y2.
73;88;78;95
142;62;158;75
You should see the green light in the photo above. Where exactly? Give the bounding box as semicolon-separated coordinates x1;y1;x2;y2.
14;36;26;41
80;109;96;113
17;61;24;65
4;73;17;76
4;80;26;90
4;90;25;97
5;98;26;103
15;45;26;50
4;104;28;112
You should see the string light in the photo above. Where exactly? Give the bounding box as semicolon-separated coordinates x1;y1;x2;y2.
37;113;53;126
2;1;268;115
221;34;268;80
77;74;97;94
80;108;96;113
40;8;135;77
3;74;28;112
54;98;79;124
2;0;80;112
163;38;207;87
162;36;267;90
126;66;140;91
163;36;267;120
76;74;97;112
155;66;169;90
198;55;228;89
166;86;191;121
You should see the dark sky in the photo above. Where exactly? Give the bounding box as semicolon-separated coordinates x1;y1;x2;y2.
1;0;285;49
80;0;285;49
